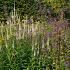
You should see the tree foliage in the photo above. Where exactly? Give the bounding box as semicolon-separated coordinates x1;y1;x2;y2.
0;0;70;21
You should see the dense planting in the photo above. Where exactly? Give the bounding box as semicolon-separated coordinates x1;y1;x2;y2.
0;0;70;70
0;12;70;70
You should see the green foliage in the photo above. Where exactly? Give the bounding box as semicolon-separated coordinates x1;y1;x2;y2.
0;37;32;70
0;0;70;21
43;0;66;12
0;0;70;70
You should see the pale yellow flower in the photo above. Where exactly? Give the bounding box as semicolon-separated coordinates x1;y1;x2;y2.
0;37;5;44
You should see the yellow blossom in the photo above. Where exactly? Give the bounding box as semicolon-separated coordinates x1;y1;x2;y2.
0;37;5;44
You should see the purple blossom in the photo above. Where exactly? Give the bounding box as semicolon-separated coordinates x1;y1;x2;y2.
64;61;70;67
27;19;32;24
52;20;68;36
47;18;54;24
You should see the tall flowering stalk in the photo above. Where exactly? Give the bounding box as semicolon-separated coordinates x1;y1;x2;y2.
9;21;12;36
32;23;36;57
6;26;9;40
23;20;26;39
1;23;3;38
18;16;21;39
14;1;16;25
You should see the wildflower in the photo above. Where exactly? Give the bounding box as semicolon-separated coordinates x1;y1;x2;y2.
0;37;4;44
27;18;32;24
64;60;70;67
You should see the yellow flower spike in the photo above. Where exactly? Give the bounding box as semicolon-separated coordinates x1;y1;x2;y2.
0;37;5;44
